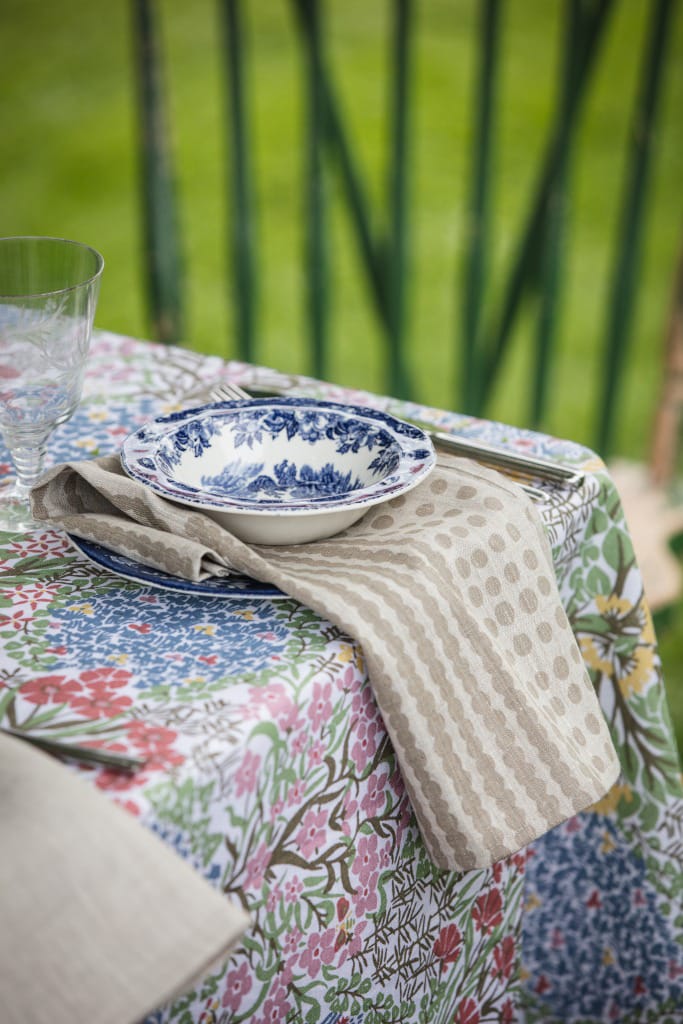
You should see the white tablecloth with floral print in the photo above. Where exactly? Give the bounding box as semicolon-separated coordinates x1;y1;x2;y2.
1;332;681;1024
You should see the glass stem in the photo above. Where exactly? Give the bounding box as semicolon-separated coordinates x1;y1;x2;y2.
9;438;49;499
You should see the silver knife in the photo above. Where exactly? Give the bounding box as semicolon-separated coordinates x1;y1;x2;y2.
245;383;584;489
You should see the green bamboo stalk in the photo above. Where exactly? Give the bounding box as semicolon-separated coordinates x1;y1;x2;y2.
131;0;184;345
292;0;390;346
300;0;328;380
460;0;501;413
478;0;614;405
219;0;256;363
530;0;582;428
596;0;675;456
386;0;413;399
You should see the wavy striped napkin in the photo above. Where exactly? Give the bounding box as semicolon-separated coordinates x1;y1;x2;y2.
32;451;620;871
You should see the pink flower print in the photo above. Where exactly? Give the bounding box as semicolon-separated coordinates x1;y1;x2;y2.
291;729;308;755
96;767;149;792
80;667;131;690
221;960;253;1012
70;685;133;720
255;977;292;1024
472;887;503;934
308;680;333;730
0;609;31;631
351;683;376;719
352;870;379;917
21;673;82;706
284;876;303;903
270;798;285;822
244;842;271;891
295;808;328;860
336;665;358;692
234;750;262;797
13;583;59;611
360;768;389;819
248;683;290;716
308;739;325;767
287;779;306;807
125;721;184;769
337;919;368;966
282;927;302;957
492;935;516;979
501;998;515;1024
246;682;300;730
353;832;380;884
433;923;463;971
298;927;337;979
266;885;282;913
341;790;358;837
350;718;380;773
277;701;300;732
9;531;62;556
453;997;481;1024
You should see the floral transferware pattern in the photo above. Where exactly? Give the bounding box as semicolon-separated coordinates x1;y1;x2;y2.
121;398;434;512
0;332;681;1024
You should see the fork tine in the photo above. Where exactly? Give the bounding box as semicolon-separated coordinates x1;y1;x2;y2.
208;381;251;402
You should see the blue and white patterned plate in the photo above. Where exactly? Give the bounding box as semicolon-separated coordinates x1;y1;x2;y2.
120;398;435;544
68;534;285;600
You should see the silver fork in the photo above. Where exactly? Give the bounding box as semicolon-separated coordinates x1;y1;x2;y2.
202;380;550;500
207;381;252;403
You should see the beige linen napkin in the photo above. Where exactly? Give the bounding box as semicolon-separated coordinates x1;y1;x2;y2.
31;452;620;871
0;732;249;1024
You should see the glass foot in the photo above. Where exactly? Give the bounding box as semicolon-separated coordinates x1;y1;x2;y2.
0;487;43;534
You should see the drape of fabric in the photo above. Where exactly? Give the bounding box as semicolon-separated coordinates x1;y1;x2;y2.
31;452;620;870
0;732;249;1024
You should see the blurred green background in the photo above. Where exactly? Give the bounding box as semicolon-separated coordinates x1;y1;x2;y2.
2;0;683;743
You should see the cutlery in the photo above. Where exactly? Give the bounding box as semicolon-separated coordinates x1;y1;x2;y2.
1;726;146;773
203;380;576;498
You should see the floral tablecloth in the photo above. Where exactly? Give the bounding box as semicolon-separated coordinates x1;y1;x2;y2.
1;332;681;1024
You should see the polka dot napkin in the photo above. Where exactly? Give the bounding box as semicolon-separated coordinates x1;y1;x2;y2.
32;450;620;871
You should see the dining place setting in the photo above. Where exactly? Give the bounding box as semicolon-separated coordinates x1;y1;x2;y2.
1;237;682;1023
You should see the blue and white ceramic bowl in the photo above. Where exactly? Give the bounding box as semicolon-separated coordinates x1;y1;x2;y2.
121;397;435;544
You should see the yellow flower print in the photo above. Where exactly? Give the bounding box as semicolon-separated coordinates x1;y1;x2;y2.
524;892;542;912
107;653;129;666
580;637;613;677
600;830;616;855
75;437;100;454
595;594;632;618
87;409;109;422
338;644;355;663
619;646;655;698
589;781;633;816
183;676;206;686
68;602;95;616
602;948;615;967
194;623;216;636
232;610;255;621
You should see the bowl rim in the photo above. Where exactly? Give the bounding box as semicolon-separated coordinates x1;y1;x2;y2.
120;397;436;518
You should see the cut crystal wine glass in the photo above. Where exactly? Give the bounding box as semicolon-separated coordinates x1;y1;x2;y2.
0;236;104;533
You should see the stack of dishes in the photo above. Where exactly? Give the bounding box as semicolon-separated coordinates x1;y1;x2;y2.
71;397;436;599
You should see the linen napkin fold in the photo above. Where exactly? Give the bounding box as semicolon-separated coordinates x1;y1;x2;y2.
31;452;620;871
0;731;250;1024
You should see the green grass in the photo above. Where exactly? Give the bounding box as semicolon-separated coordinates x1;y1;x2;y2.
2;0;682;748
